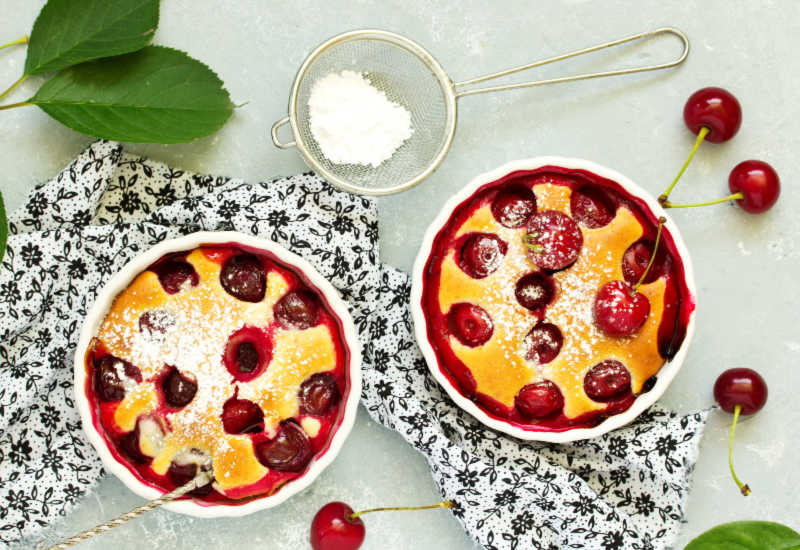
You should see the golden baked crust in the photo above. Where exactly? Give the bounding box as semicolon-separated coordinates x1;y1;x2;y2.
95;249;337;492
437;182;666;419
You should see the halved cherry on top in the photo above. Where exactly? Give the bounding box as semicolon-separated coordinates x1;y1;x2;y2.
447;303;493;347
621;240;667;286
221;396;264;434
299;373;341;416
153;257;199;295
220;253;267;303
223;326;271;380
584;360;632;401
570;186;616;229
523;323;563;364
458;233;507;279
524;210;583;271
162;367;197;408
275;289;320;329
94;355;141;402
255;420;313;472
515;380;564;418
491;185;537;228
119;427;151;465
515;272;556;312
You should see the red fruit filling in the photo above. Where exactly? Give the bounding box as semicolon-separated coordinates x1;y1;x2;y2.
491;185;537;228
94;355;141;402
458;233;507;279
584;360;632;401
223;326;272;381
138;309;176;338
220;253;267;303
299;373;341;416
275;289;320;329
523;323;563;364
168;459;214;496
152;257;199;294
515;272;556;311
447;303;493;347
571;186;615;228
255;421;313;472
221;397;264;434
622;240;667;285
526;210;583;270
514;381;564;418
162;367;197;408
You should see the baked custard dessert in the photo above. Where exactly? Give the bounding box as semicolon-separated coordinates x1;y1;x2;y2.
84;245;352;503
420;167;693;431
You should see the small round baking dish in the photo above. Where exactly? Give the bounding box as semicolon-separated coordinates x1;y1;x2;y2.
74;231;362;517
410;157;696;443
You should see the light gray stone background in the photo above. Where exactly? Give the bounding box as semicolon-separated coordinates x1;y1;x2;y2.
2;1;799;548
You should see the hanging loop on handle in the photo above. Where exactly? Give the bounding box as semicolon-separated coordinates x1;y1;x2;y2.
454;27;689;98
271;116;297;149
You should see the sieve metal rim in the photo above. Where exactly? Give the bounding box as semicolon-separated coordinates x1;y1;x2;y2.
284;29;458;196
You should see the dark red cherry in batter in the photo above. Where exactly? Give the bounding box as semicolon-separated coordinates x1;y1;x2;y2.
491;185;537;228
683;87;742;143
458;233;507;279
621;240;666;285
275;289;320;329
584;360;632;401
570;186;615;228
713;368;768;496
523;323;562;364
94;355;141;402
593;280;650;337
154;258;199;294
220;253;266;302
256;420;313;472
168;460;213;496
524;210;583;271
515;272;555;311
236;341;260;373
139;309;176;338
447;303;493;347
299;373;341;416
728;160;780;214
162;367;197;408
515;380;564;418
221;397;264;434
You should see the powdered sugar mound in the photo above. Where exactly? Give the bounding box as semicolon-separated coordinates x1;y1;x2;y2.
308;70;414;168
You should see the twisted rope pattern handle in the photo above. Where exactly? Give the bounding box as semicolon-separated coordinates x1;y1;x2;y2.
39;471;214;550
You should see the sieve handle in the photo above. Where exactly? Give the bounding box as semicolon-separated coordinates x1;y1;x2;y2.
453;27;689;98
271;116;297;149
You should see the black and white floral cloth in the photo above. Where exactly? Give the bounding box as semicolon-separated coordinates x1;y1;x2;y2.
0;141;709;549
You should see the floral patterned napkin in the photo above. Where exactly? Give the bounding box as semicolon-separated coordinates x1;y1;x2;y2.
0;141;708;549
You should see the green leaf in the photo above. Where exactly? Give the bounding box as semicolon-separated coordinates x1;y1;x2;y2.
685;521;800;550
0;191;6;264
25;0;159;75
29;46;234;143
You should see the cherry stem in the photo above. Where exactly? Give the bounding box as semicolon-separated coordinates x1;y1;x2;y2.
661;193;744;209
0;35;28;51
728;404;751;496
0;74;29;102
349;500;453;521
658;126;710;205
0;100;31;111
633;216;666;292
522;234;543;253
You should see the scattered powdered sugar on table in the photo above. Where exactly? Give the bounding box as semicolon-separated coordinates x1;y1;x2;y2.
308;70;414;168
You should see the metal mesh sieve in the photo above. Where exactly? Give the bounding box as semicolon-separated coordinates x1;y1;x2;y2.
272;28;689;196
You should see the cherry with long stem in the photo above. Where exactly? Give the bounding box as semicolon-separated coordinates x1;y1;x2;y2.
661;193;743;209
659;126;709;205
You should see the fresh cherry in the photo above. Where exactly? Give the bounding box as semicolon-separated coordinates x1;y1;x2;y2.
94;355;140;402
310;500;453;550
523;323;562;364
514;380;564;418
221;396;264;434
255;420;313;472
515;272;555;312
299;373;341;416
458;233;507;278
728;160;780;214
153;259;198;295
220;253;266;303
162;367;197;408
168;460;213;497
713;368;768;496
570;186;615;228
491;185;537;228
593;280;650;337
138;309;176;339
584;360;631;401
524;210;583;271
275;289;320;329
683;87;742;143
446;303;493;347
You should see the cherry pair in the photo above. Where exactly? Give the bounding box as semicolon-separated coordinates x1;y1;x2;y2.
659;87;780;214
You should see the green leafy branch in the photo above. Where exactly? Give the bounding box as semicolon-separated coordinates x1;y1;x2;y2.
0;0;236;261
